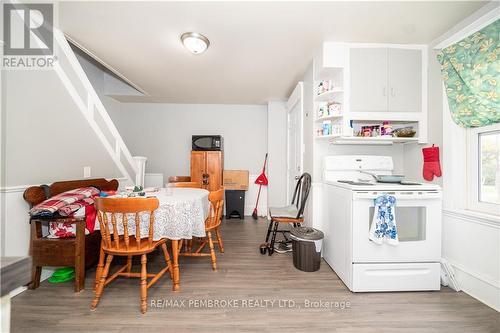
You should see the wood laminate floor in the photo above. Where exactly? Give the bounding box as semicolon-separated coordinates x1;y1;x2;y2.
11;218;499;333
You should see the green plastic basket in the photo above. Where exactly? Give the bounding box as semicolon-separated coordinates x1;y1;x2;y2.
48;267;75;283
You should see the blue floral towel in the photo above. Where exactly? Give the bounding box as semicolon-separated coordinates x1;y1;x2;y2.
369;195;398;245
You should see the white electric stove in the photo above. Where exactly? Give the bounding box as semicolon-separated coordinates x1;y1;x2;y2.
321;155;442;292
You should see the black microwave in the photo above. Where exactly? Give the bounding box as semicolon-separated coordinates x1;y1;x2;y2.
192;135;223;151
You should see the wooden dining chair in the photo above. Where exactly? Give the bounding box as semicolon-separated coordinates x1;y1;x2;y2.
167;181;200;188
179;188;224;270
168;176;191;183
91;197;172;314
260;173;312;256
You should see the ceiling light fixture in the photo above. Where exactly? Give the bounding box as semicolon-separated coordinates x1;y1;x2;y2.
180;32;210;54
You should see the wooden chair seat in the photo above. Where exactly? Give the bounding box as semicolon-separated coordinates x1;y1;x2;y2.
270;216;304;224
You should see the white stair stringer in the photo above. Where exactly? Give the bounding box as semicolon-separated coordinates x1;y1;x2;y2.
50;28;138;186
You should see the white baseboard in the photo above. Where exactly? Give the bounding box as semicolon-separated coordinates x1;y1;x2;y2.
243;204;268;217
10;268;56;298
448;261;500;311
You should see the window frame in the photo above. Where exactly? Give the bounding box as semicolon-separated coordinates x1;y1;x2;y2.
466;123;500;215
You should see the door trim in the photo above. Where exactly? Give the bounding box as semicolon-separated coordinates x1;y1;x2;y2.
286;82;304;203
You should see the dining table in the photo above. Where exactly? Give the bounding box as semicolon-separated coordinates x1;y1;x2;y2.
102;187;210;291
151;187;210;291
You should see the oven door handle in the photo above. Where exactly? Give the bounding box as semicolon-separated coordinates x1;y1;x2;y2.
353;191;442;200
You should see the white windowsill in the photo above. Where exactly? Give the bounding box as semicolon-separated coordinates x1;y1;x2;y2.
443;209;500;228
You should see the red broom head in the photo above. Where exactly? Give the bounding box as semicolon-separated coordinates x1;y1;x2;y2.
255;173;268;185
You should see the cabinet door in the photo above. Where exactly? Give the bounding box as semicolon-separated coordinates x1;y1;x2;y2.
206;151;223;191
190;151;206;187
350;48;388;113
387;48;422;113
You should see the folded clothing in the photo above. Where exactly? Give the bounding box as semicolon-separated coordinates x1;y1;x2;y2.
47;199;98;238
48;221;90;239
30;186;99;216
58;197;95;216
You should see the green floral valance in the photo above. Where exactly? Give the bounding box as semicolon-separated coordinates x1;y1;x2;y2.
437;20;500;128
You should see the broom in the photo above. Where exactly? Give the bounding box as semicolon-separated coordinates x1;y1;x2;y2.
252;153;268;219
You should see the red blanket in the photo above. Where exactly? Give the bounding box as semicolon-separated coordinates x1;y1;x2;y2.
30;187;99;216
58;197;95;216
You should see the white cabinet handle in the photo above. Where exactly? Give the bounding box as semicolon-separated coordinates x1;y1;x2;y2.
390;87;395;97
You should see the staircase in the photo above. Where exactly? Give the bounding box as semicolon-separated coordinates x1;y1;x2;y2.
49;28;140;185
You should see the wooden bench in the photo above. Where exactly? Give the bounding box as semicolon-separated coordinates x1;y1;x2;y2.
23;178;119;292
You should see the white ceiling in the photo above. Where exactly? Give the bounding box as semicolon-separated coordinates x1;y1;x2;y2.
59;1;487;105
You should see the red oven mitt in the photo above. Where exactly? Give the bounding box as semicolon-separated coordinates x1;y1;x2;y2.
422;144;442;181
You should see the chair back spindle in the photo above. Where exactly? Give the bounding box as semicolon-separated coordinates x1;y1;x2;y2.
95;198;159;251
290;173;312;219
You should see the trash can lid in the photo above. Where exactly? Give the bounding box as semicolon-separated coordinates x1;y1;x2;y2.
290;227;324;241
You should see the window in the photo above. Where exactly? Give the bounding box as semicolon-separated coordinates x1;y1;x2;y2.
479;131;500;204
468;124;500;215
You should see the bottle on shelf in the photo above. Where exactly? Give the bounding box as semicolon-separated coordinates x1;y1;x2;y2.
322;120;332;136
381;121;393;136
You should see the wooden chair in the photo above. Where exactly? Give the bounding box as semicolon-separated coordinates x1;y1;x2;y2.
167;181;200;188
23;178;118;292
179;188;224;270
91;197;172;314
168;176;191;183
260;173;312;256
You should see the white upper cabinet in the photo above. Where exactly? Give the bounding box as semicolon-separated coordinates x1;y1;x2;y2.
350;47;423;113
387;48;422;113
350;48;388;113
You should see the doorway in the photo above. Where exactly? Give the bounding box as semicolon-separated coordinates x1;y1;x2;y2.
286;82;304;203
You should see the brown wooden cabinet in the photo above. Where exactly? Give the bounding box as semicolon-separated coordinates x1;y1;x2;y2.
190;151;223;191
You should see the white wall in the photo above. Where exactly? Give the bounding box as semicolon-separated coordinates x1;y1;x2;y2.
403;49;443;185
440;99;500;311
2;69;121;187
76;49;269;182
107;103;268;180
1;66;122;258
77;49;270;216
429;3;500;311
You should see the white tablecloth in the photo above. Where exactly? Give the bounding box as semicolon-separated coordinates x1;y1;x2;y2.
152;188;210;240
100;188;210;241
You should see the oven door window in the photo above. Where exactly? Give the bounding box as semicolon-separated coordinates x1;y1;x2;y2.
369;207;426;242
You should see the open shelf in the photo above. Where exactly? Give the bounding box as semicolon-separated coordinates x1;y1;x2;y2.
329;136;419;144
316;114;343;122
315;88;343;101
315;134;343;140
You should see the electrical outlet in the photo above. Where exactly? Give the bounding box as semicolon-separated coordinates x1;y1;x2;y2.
83;166;91;178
